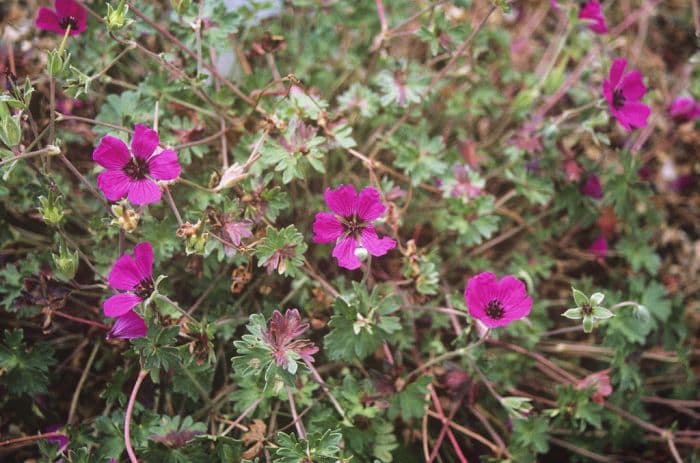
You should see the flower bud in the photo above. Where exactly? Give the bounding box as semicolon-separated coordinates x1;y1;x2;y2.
52;244;79;281
106;0;131;30
38;195;65;226
111;202;140;233
47;50;64;77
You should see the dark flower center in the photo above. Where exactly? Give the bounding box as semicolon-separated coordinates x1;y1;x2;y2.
485;299;505;320
612;89;626;110
59;16;78;30
134;278;154;300
123;157;150;180
343;214;365;236
581;303;592;316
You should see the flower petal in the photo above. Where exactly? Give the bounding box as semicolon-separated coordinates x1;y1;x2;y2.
324;184;357;217
133;242;154;280
108;254;141;290
147;149;181;180
131;124;159;160
620;70;646;101
107;310;147;339
312;212;344;243
618;101;651;131
104;293;142;317
497;276;532;321
355;187;386;221
608;58;627;88
360;226;395;257
93;135;130;169
56;0;88;34
97;170;131;201
332;236;361;270
35;7;64;34
465;272;498;320
127;179;161;205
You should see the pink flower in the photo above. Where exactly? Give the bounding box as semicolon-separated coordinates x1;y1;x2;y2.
107;310;147;340
313;185;396;270
668;96;700;122
580;174;603;199
576;369;612;404
578;0;608;34
103;242;154;317
589;235;608;258
603;58;651;131
464;272;532;328
45;424;69;452
550;0;560;10
262;309;319;369
36;0;87;36
93;124;181;205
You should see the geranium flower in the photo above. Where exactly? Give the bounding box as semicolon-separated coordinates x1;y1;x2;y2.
550;0;560;10
107;310;147;340
580;174;603;199
464;272;532;328
668;96;700;122
36;0;87;36
262;309;318;369
93;124;181;205
603;58;651;131
103;242;155;317
313;184;396;270
589;236;608;258
578;0;608;34
45;424;69;453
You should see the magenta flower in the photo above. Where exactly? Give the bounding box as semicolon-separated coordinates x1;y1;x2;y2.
589;236;608;258
93;124;181;205
103;242;154;317
262;309;319;369
550;0;560;10
578;0;608;34
36;0;87;36
45;424;69;452
464;272;532;328
313;185;396;270
668;96;700;122
107;310;147;340
580;174;603;199
603;58;651;131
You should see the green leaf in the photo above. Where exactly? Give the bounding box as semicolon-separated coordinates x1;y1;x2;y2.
0;329;56;397
274;430;342;463
254;225;307;277
388;376;431;421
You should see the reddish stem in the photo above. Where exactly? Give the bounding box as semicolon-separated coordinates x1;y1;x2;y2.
428;386;469;463
53;310;110;331
125;369;148;463
0;431;65;448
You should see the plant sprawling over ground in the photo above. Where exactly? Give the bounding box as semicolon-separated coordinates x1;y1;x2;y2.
0;0;698;462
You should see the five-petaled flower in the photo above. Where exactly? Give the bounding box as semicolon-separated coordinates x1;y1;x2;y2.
93;124;181;205
103;242;155;317
313;184;396;270
262;309;319;369
603;58;651;131
578;0;608;34
36;0;88;36
107;310;147;340
464;272;532;328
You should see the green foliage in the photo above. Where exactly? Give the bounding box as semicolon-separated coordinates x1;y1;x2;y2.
254;225;307;277
324;283;402;361
274;429;343;463
0;329;56;397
